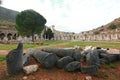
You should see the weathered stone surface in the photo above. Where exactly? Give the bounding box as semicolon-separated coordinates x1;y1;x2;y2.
23;65;38;74
73;50;81;61
81;50;92;60
86;49;100;67
42;47;81;60
41;47;74;57
99;59;108;64
104;54;118;63
6;42;23;75
56;56;74;69
99;53;119;63
65;61;81;72
32;50;57;69
23;53;30;65
25;48;37;55
86;49;107;67
81;65;98;76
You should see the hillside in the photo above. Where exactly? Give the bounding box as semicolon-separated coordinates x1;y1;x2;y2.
90;18;120;34
0;6;19;23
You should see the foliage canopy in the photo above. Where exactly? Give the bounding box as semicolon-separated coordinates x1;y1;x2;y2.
16;9;47;41
108;24;117;30
43;27;54;40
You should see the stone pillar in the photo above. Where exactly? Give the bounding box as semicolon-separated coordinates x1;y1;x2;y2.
6;43;23;75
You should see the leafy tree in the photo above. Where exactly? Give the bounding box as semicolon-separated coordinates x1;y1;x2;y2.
16;9;46;42
43;27;54;40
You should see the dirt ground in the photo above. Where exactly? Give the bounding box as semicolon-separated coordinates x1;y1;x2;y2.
0;49;120;80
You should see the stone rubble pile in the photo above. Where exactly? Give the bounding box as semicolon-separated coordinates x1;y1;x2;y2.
6;43;120;76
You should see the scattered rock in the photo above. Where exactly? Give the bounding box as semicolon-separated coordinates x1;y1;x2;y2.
23;76;28;80
85;76;92;80
6;42;23;75
23;64;38;74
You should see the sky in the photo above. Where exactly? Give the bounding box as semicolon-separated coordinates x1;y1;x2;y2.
1;0;120;33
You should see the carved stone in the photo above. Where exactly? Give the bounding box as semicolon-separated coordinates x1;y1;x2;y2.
6;42;23;75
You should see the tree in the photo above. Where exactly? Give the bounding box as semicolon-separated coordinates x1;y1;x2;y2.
16;9;47;42
43;27;54;40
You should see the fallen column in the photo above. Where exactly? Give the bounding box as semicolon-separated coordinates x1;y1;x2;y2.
65;61;82;72
42;47;81;61
32;50;57;69
56;56;74;69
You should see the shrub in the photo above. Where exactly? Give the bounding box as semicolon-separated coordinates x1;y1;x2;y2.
94;31;100;35
108;24;117;30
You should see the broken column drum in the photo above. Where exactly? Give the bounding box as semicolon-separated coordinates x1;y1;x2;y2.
42;47;81;61
56;56;74;69
65;61;82;72
32;50;57;69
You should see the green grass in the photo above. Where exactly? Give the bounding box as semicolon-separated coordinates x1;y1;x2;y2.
0;40;120;50
66;41;120;49
104;63;117;69
0;43;40;50
109;63;117;68
0;55;6;61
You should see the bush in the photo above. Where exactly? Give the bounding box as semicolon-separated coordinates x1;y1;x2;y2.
108;24;117;30
94;31;100;35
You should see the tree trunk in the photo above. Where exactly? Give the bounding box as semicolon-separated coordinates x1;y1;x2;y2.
32;30;34;42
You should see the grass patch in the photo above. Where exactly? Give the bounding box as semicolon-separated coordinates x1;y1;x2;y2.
0;55;6;61
109;63;117;69
0;43;40;50
0;40;120;50
104;63;117;69
66;41;120;49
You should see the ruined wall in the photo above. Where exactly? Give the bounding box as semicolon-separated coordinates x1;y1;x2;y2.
0;25;120;43
49;25;120;41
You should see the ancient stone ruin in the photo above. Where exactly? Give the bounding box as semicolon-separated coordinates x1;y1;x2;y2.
6;42;23;75
6;43;120;76
0;25;120;44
